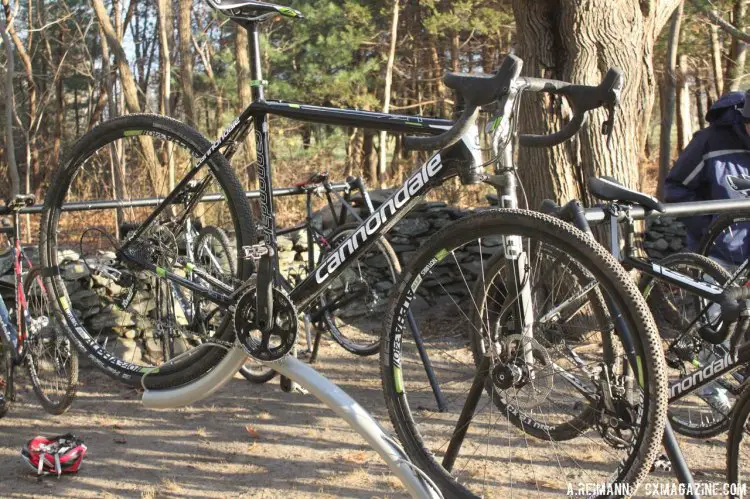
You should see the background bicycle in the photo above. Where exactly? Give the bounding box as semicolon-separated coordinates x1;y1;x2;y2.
0;194;78;418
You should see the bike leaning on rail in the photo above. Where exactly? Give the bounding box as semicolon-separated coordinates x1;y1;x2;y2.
0;194;78;418
39;1;667;496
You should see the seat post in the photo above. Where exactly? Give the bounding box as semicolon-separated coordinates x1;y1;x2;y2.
247;21;265;102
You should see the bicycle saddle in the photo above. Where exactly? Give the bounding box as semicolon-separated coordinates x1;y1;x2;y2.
588;176;665;213
206;0;303;21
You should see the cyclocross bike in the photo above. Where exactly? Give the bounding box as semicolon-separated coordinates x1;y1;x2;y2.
1;194;78;418
40;2;668;496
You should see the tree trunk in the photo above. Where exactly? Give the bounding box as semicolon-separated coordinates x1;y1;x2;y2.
92;0;163;196
710;19;724;98
0;6;20;196
157;0;174;189
696;76;708;129
178;0;194;125
362;131;377;184
53;28;64;168
235;24;256;188
378;0;399;188
725;0;748;91
676;54;692;151
513;0;682;210
658;3;682;200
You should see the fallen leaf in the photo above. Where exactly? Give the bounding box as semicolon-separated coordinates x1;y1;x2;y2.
245;425;260;439
114;437;127;444
342;451;369;464
112;424;123;430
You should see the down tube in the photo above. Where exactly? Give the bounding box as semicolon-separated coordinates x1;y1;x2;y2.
289;152;449;311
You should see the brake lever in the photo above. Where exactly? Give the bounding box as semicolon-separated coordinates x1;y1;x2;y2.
602;101;617;147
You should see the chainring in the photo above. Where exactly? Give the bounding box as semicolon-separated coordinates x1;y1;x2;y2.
234;286;298;362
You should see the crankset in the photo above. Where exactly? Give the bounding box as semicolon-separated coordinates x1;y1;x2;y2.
233;285;298;362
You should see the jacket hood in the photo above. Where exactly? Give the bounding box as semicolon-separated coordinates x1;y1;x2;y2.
707;91;745;125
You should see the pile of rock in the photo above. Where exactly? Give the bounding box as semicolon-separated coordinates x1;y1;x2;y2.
642;217;688;260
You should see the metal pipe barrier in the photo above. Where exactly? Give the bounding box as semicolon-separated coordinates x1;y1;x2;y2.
0;183;351;215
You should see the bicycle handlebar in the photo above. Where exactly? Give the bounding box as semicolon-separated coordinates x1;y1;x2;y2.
518;68;624;148
403;54;624;152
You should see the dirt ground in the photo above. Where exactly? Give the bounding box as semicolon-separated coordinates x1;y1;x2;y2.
0;336;731;498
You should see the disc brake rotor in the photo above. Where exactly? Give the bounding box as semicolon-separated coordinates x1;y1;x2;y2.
493;333;554;410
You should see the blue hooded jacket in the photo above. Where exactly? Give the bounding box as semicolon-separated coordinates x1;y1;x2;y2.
664;91;750;262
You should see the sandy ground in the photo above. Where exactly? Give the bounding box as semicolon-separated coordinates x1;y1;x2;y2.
0;336;732;498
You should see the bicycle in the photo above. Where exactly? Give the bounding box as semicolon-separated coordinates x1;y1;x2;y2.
0;194;78;418
39;3;667;496
542;179;750;439
240;172;401;383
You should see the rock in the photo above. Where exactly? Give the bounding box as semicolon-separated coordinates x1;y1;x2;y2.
647;249;666;260
389;235;410;245
365;254;391;269
375;281;393;292
62;263;90;281
145;338;161;355
172;337;189;357
654;238;669;251
391;244;417;253
401;251;416;263
82;306;100;319
431;218;452;229
669;238;684;251
276;236;294;252
277;250;297;264
394;219;430;237
645;230;663;241
481;236;503;247
113;338;142;365
421;202;448;210
57;249;80;263
467;245;502;256
70;289;101;309
65;280;83;296
87;308;135;329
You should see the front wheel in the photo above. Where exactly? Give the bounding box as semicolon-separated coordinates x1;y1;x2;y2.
24;268;78;415
380;209;667;497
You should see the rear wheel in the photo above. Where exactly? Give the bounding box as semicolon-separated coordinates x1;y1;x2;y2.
40;114;256;389
698;212;750;269
25;268;78;415
640;252;742;437
322;223;400;356
381;209;667;497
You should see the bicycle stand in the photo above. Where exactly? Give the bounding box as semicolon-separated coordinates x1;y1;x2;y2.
141;346;443;499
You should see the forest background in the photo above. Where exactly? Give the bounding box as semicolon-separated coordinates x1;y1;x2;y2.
0;0;747;225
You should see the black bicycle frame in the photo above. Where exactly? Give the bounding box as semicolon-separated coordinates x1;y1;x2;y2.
118;20;470;317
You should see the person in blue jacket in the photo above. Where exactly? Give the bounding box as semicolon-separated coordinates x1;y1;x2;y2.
663;90;750;415
665;90;750;262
